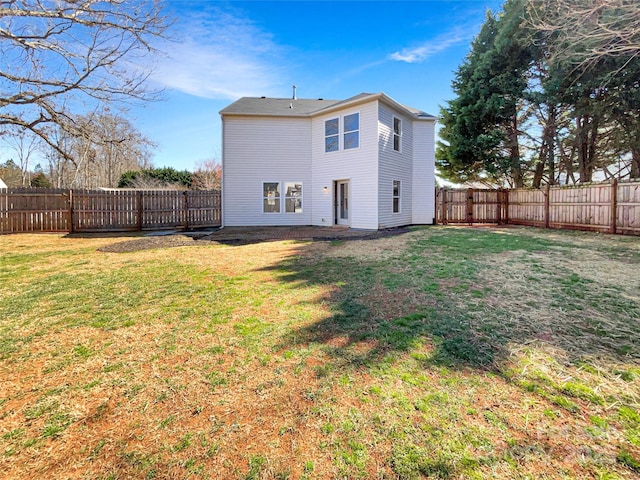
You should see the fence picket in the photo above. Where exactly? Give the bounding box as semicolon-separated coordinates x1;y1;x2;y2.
435;181;640;236
0;188;221;234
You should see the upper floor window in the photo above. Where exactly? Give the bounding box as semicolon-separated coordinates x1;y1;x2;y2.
393;117;402;152
325;118;339;152
343;113;359;150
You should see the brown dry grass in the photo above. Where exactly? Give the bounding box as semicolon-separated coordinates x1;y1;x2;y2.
1;228;639;479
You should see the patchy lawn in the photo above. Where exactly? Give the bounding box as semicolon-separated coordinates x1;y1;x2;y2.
0;226;639;479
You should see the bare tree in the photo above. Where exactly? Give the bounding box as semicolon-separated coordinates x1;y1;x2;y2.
126;175;186;190
527;0;640;74
0;0;169;159
3;126;41;185
192;158;221;190
48;111;155;188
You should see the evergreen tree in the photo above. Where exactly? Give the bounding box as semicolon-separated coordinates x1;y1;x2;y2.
437;0;638;186
30;172;52;188
437;1;533;187
118;167;194;189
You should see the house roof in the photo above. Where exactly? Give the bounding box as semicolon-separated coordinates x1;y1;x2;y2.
219;97;342;117
220;93;436;121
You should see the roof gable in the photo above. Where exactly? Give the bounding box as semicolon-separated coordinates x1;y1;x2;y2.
220;92;436;121
219;97;341;117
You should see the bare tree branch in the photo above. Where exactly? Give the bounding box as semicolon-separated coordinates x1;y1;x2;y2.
526;0;640;77
0;0;169;160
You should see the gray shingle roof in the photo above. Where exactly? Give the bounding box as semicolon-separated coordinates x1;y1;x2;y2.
219;93;436;120
219;97;342;117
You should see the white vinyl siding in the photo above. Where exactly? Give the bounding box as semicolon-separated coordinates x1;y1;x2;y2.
411;119;436;224
378;104;413;228
222;116;312;226
311;101;379;229
222;94;436;229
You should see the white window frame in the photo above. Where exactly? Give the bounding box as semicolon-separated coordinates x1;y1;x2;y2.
393;116;402;152
262;181;281;214
343;112;360;150
284;182;303;214
392;180;401;214
325;117;339;153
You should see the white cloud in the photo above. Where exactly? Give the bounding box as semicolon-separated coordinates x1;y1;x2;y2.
389;28;472;64
151;7;286;99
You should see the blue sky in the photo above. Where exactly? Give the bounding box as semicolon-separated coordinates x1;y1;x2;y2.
138;0;504;171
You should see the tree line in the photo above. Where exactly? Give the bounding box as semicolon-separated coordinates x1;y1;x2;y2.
1;154;221;190
0;1;157;188
0;1;221;190
437;0;639;188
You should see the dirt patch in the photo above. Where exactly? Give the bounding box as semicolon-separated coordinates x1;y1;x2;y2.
97;227;412;253
98;235;198;253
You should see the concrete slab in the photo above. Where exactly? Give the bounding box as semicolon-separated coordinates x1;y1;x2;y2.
144;230;181;237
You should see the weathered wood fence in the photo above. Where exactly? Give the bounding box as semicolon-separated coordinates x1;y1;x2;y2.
436;180;640;235
0;188;221;234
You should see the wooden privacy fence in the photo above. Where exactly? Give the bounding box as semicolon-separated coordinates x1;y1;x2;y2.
436;180;640;235
0;188;221;234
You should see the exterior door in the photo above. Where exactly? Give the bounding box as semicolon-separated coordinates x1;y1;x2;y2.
336;180;350;226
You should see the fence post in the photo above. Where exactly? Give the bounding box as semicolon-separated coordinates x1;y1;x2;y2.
466;188;474;225
184;190;189;229
544;184;551;229
67;189;74;234
440;188;447;225
136;190;143;231
503;188;509;224
610;178;618;234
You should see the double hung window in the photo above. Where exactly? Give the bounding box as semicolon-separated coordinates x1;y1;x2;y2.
325;118;339;152
393;180;401;213
324;113;360;152
263;182;280;213
263;182;303;213
343;113;359;150
393;117;402;152
285;182;303;213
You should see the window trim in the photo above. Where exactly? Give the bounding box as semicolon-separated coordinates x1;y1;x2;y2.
324;117;339;153
323;111;361;153
263;181;281;214
284;181;303;214
262;181;304;214
343;112;360;150
392;180;401;214
393;116;402;153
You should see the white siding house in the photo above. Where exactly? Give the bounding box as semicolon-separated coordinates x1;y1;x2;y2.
220;92;436;230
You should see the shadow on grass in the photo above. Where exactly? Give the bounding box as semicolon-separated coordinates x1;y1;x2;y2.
263;227;640;372
268;252;500;371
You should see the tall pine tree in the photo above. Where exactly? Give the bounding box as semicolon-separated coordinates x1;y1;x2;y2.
437;0;533;187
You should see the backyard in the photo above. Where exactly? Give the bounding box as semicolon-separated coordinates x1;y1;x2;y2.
0;226;639;479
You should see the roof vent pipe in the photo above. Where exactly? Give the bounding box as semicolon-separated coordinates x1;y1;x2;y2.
292;85;297;100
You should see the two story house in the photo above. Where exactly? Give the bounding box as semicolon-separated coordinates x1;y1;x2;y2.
220;92;436;230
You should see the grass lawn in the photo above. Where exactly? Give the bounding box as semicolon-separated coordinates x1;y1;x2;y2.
1;226;639;479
